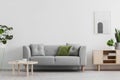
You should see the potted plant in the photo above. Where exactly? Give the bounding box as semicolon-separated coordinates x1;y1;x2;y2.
0;25;13;70
0;25;13;45
115;28;120;49
107;39;114;50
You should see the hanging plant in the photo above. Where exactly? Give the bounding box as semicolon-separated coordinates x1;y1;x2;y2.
0;25;13;44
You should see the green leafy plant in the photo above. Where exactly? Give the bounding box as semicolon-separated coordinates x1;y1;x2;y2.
0;25;13;44
115;28;120;43
107;39;114;46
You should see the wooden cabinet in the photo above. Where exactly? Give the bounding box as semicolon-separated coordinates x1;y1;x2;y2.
116;50;120;64
93;50;120;71
93;50;103;64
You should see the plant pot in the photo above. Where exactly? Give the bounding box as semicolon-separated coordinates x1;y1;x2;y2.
108;46;115;50
115;43;120;50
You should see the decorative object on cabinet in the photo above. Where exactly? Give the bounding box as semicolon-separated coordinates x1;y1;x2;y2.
115;29;120;49
107;39;115;50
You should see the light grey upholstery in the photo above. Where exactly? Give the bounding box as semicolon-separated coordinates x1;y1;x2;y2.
44;45;59;56
30;44;45;56
23;45;87;70
79;46;87;66
30;56;54;65
23;46;31;60
66;43;80;56
55;56;80;66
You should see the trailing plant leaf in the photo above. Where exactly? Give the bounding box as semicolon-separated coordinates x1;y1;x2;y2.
0;29;4;34
6;35;13;40
1;25;7;28
2;39;7;44
8;27;13;30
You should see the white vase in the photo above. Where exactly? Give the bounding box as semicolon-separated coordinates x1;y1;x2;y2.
115;43;120;50
109;46;115;50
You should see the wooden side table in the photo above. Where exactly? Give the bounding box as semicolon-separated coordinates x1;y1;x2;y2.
8;61;38;76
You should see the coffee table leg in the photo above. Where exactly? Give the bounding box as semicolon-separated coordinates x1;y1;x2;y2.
97;65;100;71
12;64;15;75
18;64;20;74
24;64;27;71
26;64;29;76
31;64;33;75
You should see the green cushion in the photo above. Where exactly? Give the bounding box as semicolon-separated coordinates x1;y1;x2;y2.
56;46;71;56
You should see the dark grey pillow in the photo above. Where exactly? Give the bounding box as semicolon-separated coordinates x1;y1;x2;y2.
66;43;80;56
30;44;45;56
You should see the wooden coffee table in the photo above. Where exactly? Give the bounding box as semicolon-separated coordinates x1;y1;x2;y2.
8;61;38;76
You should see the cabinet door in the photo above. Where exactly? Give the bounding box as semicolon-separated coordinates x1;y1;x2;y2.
116;50;120;64
93;50;103;64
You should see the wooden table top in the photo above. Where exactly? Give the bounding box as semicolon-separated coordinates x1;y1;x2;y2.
8;60;38;64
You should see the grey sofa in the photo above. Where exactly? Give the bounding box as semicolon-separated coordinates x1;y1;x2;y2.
23;45;87;71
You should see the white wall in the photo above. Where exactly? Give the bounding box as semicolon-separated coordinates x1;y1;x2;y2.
0;0;119;69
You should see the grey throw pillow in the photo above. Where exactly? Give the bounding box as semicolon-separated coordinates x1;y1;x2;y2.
30;44;45;56
66;43;80;56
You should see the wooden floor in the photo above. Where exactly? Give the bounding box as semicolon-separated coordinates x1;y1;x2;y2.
0;71;120;80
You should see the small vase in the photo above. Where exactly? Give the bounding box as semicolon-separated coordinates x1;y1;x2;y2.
108;46;115;50
115;43;120;50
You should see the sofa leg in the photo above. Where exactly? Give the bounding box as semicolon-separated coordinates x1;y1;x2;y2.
81;66;85;72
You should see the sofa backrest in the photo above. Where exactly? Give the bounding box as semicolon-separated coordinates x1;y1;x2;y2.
29;44;81;56
44;45;60;56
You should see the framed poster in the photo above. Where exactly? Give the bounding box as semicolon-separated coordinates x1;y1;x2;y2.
94;11;111;34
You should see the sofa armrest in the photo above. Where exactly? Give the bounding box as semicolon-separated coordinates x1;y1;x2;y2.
23;46;31;60
79;46;87;66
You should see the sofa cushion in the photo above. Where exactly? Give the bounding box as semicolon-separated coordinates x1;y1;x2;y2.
30;44;45;56
30;56;55;65
66;43;80;56
55;56;80;66
44;45;59;56
56;46;71;56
